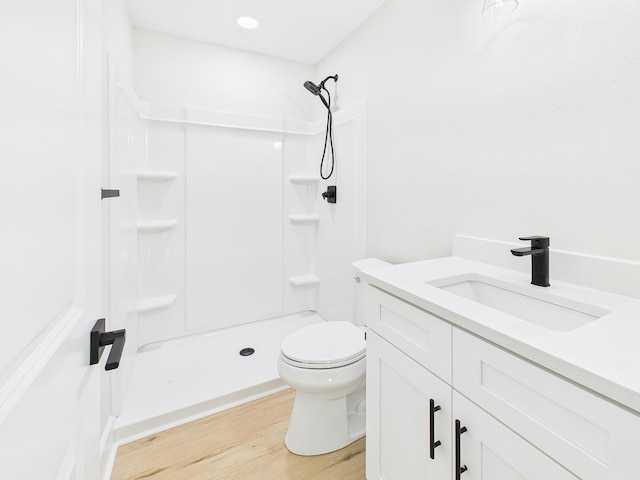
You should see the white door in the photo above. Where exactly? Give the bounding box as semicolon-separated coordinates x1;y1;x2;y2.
0;0;106;478
366;331;452;480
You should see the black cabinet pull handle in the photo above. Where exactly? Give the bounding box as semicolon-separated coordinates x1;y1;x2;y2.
90;318;126;371
429;399;442;459
455;419;468;479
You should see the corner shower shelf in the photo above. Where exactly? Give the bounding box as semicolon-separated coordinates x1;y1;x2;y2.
137;219;178;233
289;275;320;286
137;170;178;182
288;174;320;185
288;214;320;224
137;294;178;314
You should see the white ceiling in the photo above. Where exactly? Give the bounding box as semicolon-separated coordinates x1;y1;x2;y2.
126;0;387;65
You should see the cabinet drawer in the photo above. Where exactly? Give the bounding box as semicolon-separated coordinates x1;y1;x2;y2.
453;328;640;480
364;285;452;383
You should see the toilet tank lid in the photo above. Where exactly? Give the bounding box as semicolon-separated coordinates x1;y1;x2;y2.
353;258;391;272
281;322;366;365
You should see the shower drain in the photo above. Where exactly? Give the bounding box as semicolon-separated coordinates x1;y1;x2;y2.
239;347;255;357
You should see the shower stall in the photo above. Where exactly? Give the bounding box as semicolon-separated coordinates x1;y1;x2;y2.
106;71;366;441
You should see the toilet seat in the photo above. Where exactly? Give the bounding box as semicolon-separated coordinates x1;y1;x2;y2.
281;322;366;369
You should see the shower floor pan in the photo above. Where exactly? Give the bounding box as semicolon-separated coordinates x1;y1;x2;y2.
114;311;322;442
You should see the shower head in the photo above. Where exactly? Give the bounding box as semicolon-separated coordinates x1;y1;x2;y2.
304;81;322;96
304;80;329;109
304;74;338;110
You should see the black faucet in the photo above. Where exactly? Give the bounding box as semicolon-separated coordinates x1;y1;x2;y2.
510;236;550;287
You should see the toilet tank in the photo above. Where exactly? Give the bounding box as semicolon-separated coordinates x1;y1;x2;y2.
352;258;391;327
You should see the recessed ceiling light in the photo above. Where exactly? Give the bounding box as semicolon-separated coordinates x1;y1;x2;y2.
236;16;259;30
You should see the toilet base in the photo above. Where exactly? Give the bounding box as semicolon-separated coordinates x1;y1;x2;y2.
284;385;366;456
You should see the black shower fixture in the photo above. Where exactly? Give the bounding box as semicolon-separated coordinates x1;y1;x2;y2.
322;185;337;204
304;81;328;109
303;80;322;95
304;75;338;111
303;74;339;197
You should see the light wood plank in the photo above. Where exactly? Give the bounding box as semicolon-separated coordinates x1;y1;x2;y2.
111;389;365;480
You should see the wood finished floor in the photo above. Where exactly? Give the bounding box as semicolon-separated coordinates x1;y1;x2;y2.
111;389;366;480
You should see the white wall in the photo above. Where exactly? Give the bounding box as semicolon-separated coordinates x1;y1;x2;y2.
133;29;315;119
318;0;640;265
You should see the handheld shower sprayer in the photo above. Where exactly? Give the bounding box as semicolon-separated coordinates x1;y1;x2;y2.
304;81;329;109
304;74;338;110
303;80;322;95
303;74;339;195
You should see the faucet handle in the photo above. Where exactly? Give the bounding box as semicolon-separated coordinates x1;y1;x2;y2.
518;236;550;248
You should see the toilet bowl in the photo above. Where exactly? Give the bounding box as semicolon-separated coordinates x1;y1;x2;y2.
277;258;391;456
278;321;366;455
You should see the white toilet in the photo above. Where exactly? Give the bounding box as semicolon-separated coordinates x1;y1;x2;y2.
277;258;389;456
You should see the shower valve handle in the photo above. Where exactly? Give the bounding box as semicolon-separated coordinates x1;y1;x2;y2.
322;186;337;204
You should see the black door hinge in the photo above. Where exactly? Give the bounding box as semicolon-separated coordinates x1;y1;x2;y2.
101;189;120;199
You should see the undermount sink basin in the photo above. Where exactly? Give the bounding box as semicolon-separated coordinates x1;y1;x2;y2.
428;274;609;332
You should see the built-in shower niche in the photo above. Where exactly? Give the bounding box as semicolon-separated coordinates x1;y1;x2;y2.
135;118;186;346
288;174;320;212
283;132;320;314
137;170;178;218
135;212;183;343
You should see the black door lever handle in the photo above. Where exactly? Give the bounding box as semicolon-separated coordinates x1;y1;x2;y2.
90;318;126;370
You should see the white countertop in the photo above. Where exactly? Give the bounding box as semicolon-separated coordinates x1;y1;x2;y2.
359;256;640;414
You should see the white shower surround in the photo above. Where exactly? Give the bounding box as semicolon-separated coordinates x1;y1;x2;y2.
117;79;366;347
110;77;366;439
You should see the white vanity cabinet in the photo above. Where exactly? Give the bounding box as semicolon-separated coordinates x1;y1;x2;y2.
364;285;640;480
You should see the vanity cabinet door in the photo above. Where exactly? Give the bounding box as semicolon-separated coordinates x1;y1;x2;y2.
453;328;640;480
453;392;580;480
367;331;452;480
